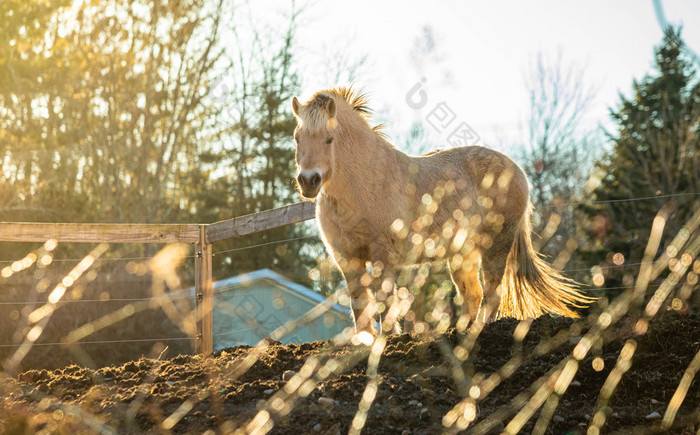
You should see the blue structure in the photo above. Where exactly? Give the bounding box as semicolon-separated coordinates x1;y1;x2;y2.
209;269;352;348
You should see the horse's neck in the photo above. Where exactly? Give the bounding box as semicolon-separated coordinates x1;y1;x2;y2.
326;133;407;213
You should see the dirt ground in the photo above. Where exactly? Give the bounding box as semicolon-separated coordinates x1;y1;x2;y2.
2;311;699;434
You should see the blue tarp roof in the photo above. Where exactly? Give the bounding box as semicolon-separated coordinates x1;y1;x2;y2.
186;268;348;314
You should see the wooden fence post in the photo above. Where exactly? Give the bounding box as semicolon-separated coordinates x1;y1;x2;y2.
194;225;214;355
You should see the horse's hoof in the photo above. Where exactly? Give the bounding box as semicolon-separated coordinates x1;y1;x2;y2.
351;330;376;346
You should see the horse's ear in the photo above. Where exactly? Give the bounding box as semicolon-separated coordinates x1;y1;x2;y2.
326;99;336;118
292;97;301;117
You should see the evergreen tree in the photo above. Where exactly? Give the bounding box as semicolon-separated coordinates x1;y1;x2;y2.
191;6;326;288
582;28;700;292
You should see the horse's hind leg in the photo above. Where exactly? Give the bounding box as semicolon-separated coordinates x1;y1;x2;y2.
480;261;506;322
479;240;512;321
373;266;401;334
448;251;483;328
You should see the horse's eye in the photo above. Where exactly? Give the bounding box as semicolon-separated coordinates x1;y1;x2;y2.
326;137;333;144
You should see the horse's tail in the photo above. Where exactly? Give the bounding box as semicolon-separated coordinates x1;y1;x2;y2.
498;204;595;319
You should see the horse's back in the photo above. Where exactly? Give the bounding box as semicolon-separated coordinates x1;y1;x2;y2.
415;146;530;249
417;146;529;199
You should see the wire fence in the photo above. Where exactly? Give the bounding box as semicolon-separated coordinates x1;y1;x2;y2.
2;192;695;266
0;323;299;349
1;192;694;355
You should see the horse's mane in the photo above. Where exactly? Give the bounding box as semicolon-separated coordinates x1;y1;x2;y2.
301;87;386;137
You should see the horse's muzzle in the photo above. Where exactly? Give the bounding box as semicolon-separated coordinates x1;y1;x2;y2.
297;172;322;198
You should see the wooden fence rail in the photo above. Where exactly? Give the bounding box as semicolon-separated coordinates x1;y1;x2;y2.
0;202;316;354
0;222;201;243
207;201;315;243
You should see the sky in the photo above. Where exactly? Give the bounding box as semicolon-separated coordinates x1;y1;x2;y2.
268;0;700;153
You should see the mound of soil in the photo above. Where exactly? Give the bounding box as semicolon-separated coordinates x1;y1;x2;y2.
2;311;699;434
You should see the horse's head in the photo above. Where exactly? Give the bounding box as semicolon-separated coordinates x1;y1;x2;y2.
291;94;338;199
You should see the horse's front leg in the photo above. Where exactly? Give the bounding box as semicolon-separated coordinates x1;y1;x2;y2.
344;259;402;335
342;259;377;335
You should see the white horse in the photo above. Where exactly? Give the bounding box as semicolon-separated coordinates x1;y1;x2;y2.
292;87;593;333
